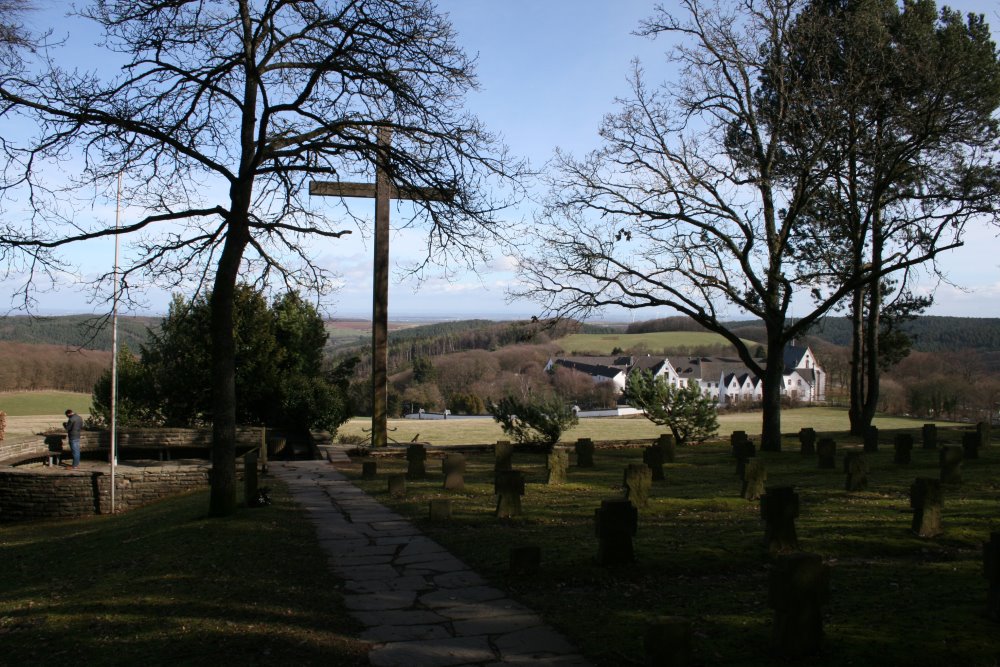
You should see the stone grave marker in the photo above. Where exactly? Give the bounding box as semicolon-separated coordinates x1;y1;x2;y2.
910;477;943;538
495;440;513;471
594;497;639;565
939;445;963;485
843;452;868;491
962;431;980;460
863;425;879;454
645;616;693;667
769;552;830;657
575;438;595;468
442;452;466;491
893;434;913;465
623;464;653;508
976;421;992;448
495;470;525;519
922;423;938;450
734;438;756;479
361;459;377;480
799;428;817;456
547;447;570;485
388;474;406;497
984;532;1000;621
510;545;542;575
760;486;799;554
817;438;836;469
731;430;749;458
658;433;677;463
643;444;666;482
741;459;767;501
429;498;452;521
406;444;427;480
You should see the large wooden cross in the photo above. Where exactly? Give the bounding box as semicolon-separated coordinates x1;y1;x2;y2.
310;128;453;448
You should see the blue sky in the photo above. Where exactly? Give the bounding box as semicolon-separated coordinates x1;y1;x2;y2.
6;0;1000;321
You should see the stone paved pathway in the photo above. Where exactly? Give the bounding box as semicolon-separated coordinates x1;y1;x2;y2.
269;459;591;667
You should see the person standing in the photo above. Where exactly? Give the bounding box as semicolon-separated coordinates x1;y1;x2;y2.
64;409;84;469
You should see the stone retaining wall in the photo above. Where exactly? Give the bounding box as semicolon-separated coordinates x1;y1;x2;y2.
0;426;266;463
0;461;251;522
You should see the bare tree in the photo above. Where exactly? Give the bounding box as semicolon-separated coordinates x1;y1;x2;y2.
0;0;523;515
513;0;973;451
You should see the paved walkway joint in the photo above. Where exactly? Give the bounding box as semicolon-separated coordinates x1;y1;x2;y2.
270;460;591;667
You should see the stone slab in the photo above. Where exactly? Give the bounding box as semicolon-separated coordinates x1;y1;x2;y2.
369;636;495;667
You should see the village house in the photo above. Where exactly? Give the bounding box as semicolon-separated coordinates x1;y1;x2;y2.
545;345;826;406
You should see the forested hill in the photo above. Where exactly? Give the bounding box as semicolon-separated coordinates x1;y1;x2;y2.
338;318;582;376
0;315;159;352
628;315;1000;353
800;316;1000;352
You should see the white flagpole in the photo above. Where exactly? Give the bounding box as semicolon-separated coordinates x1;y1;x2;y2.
110;172;122;514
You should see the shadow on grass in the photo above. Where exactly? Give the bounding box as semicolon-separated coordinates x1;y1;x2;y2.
0;485;368;667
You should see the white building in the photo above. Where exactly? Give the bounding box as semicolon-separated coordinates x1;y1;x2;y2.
547;344;826;405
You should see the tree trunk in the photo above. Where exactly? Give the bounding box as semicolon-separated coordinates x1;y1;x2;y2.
848;285;865;435
208;221;248;517
861;254;883;430
760;334;785;452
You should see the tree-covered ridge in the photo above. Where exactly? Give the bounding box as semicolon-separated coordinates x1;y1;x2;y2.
629;316;1000;354
341;318;582;378
0;315;158;352
801;317;1000;353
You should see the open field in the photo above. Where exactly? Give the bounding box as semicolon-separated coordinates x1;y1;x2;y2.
0;391;91;417
335;407;963;447
556;331;756;355
0;486;368;667
349;432;1000;666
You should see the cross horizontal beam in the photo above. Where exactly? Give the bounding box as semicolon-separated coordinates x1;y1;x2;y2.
309;180;454;202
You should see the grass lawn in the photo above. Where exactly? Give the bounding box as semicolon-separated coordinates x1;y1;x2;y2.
336;407;962;447
0;391;91;416
0;485;368;667
349;428;1000;667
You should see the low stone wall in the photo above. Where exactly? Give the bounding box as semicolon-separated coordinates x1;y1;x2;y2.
0;460;251;522
0;426;266;464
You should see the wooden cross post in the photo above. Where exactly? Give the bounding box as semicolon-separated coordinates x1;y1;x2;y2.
310;128;453;448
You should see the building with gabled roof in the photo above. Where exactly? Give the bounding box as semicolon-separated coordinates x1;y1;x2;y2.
546;344;825;405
